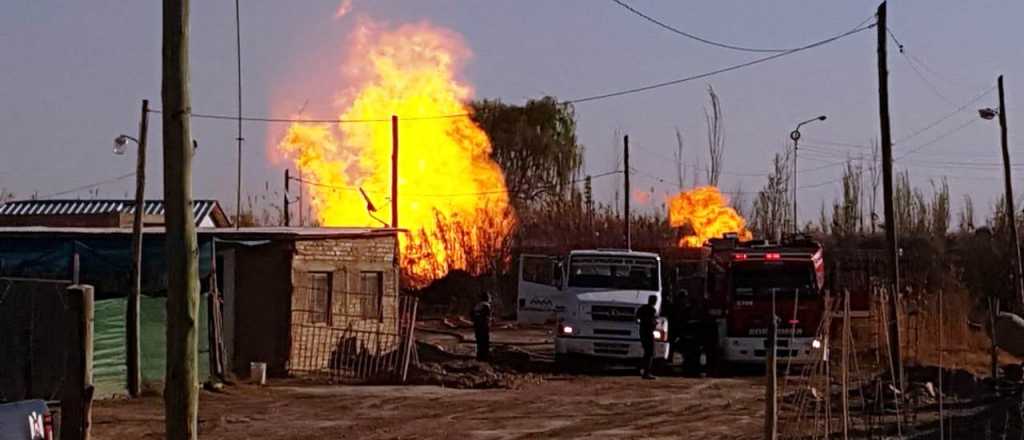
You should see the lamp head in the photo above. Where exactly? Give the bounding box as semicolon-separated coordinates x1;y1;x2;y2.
113;135;129;155
817;115;827;121
979;108;998;120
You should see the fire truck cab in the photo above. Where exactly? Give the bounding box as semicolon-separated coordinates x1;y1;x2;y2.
664;233;827;371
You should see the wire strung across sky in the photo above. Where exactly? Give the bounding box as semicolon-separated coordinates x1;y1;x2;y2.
611;0;811;54
286;170;622;199
144;14;876;123
38;172;136;199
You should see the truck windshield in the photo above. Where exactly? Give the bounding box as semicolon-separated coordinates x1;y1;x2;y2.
568;256;659;291
732;262;816;297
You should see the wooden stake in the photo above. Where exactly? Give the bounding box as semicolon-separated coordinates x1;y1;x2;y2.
841;290;850;440
61;284;94;440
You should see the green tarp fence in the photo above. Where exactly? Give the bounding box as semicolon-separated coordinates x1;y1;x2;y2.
0;235;215;398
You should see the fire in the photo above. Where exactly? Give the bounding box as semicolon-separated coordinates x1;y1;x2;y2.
668;186;752;247
276;20;515;286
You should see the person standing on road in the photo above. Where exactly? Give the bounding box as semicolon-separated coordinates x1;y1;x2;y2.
472;291;493;361
637;295;658;380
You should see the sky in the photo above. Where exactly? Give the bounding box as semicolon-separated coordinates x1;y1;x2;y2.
2;0;1023;227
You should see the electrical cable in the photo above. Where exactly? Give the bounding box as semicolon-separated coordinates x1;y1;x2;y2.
38;173;136;199
612;0;825;53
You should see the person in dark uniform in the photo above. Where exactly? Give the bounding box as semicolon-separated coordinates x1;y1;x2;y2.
472;291;492;361
636;295;658;380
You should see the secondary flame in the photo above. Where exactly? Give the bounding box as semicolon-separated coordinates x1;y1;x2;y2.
668;186;752;247
276;20;515;287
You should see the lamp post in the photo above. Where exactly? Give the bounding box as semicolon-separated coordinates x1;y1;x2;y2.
114;100;149;397
980;75;1023;309
789;115;827;234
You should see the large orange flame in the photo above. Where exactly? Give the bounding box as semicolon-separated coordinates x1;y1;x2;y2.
276;20;515;287
668;186;752;247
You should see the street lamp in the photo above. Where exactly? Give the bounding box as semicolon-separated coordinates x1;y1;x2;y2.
789;115;827;235
116;99;150;399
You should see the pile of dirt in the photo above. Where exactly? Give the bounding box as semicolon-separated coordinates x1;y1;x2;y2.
402;341;544;389
405;359;543;389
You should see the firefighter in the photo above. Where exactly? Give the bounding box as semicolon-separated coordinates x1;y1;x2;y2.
472;291;492;361
636;294;658;380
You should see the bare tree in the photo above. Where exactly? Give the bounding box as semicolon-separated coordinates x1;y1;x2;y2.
958;194;975;233
675;127;686;190
704;85;725;187
867;139;882;234
752;149;791;241
832;158;863;238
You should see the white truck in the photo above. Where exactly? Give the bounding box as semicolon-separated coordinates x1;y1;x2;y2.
518;249;670;369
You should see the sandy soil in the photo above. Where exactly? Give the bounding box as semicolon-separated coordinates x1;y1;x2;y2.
92;375;766;440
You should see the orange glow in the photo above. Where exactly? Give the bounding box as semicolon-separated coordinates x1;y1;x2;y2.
668;186;752;247
276;20;515;287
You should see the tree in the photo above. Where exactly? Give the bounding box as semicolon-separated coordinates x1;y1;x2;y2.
752;150;791;241
867;139;881;234
471;97;583;209
958;194;975;233
704;85;725;186
831;159;863;238
675;128;686;190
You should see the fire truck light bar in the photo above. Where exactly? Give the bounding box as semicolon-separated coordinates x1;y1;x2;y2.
765;252;781;260
733;253;748;261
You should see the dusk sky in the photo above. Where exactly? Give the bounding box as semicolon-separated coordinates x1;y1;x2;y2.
3;0;1022;225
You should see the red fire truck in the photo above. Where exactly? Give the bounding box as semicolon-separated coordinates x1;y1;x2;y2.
665;233;828;373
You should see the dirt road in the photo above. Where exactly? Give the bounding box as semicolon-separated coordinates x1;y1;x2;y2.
93;374;766;439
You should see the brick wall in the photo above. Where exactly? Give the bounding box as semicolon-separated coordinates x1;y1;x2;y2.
288;234;401;373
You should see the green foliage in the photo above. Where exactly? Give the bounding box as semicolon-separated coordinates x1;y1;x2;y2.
471;97;584;209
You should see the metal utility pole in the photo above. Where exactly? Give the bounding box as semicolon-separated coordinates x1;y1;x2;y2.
876;1;903;392
162;0;200;438
127;99;149;398
997;76;1024;307
391;115;399;229
283;169;290;226
234;0;243;229
623;134;631;250
789;115;827;234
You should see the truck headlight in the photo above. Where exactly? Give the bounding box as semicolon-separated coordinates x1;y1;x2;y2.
653;329;667;341
811;339;822;349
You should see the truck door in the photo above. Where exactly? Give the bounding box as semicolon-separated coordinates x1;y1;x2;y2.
517;254;563;324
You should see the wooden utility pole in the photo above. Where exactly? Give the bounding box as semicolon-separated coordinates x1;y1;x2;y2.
392;115;399;229
283;169;290;226
162;0;199;438
623;135;631;250
765;294;778;440
127;99;149;398
876;1;903;392
997;76;1024;307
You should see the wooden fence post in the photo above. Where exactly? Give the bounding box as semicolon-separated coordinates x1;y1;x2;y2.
61;284;94;440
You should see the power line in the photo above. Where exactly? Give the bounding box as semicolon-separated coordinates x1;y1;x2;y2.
566;19;876;104
895;117;980;160
289;170;622;199
38;172;136;199
893;85;995;145
612;0;805;53
145;17;873;124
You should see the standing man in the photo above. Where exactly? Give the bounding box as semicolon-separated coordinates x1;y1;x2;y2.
637;295;658;380
472;291;492;361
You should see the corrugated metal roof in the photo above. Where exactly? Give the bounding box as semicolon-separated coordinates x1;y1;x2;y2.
0;199;223;227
